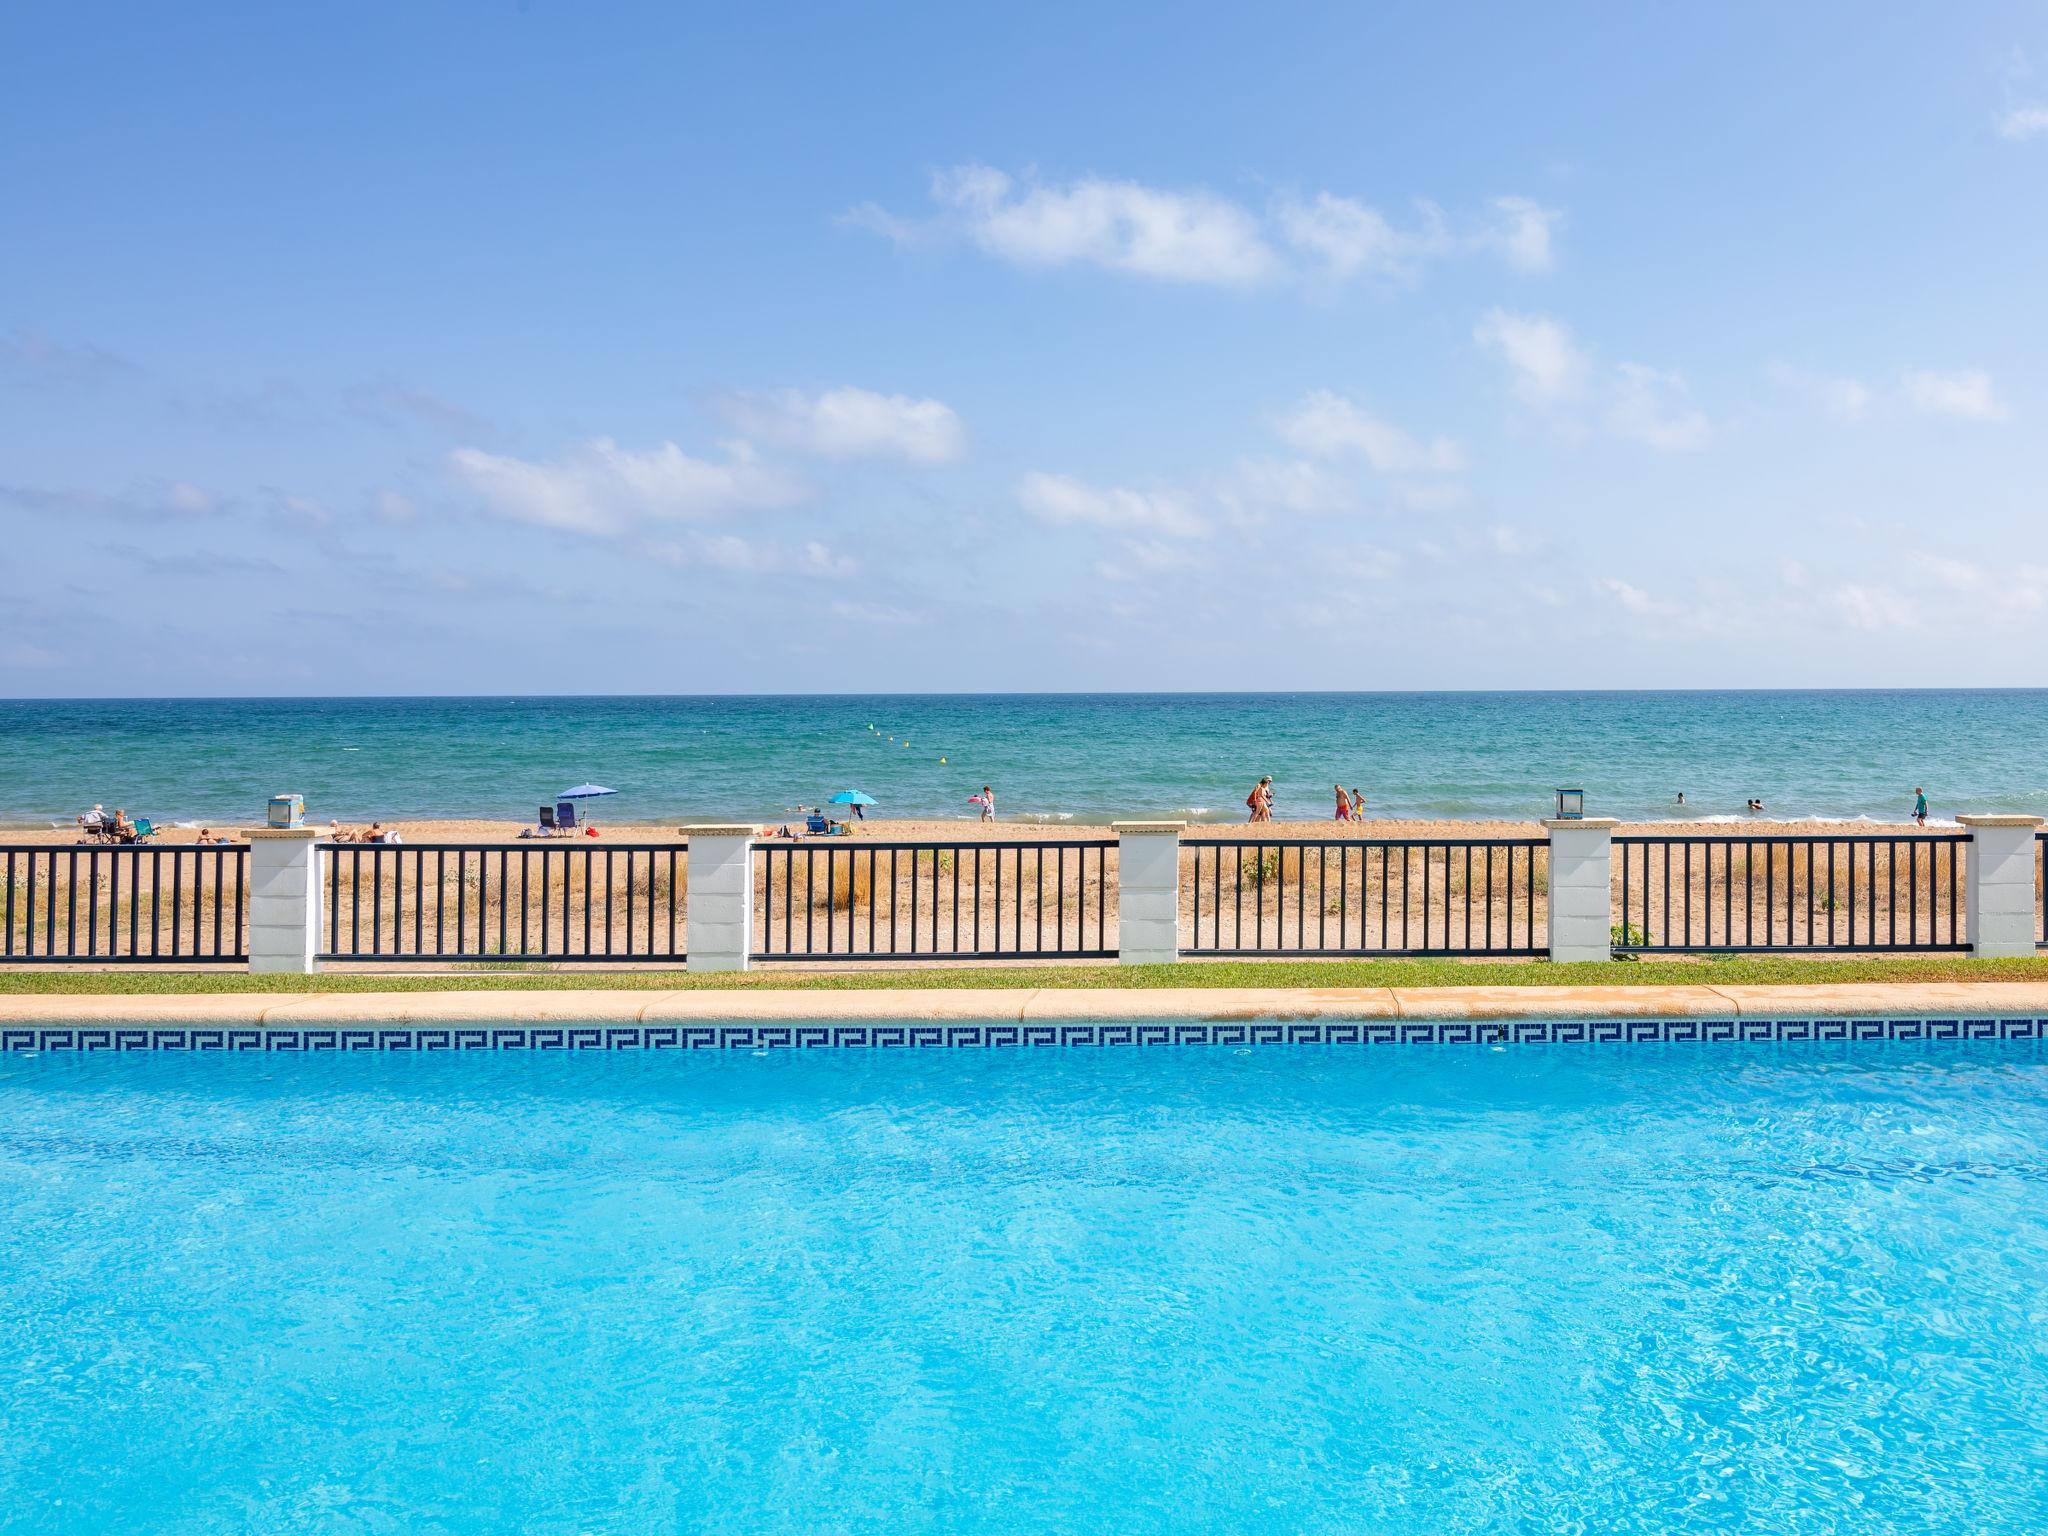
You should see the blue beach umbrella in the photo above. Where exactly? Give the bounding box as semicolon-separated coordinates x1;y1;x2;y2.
827;789;876;807
558;783;617;800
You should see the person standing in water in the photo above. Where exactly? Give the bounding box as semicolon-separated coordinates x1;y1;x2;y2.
1913;786;1927;827
979;785;995;823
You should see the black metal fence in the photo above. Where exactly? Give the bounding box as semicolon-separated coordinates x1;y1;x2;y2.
2038;832;2046;952
319;842;687;962
1;844;247;963
1182;838;1547;956
752;839;1116;960
1613;834;1968;953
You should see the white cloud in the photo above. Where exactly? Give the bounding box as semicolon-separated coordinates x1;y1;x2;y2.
721;386;967;463
1016;471;1208;537
856;166;1559;288
1473;309;1591;404
1601;577;1657;615
1274;194;1443;280
931;165;1279;285
1272;390;1464;473
1211;457;1362;523
1480;312;1711;451
1481;196;1561;273
1606;364;1712;452
1901;368;2006;421
1998;105;2048;140
1768;364;1873;422
450;438;805;536
1830;583;1917;631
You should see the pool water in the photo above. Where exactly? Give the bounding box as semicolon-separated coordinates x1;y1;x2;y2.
4;1040;2047;1534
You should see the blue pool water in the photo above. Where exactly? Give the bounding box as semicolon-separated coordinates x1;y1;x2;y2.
4;1040;2047;1533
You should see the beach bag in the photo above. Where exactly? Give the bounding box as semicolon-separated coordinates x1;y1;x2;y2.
1246;789;1260;809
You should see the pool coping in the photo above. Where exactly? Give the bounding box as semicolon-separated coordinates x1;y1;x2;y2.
7;981;2048;1025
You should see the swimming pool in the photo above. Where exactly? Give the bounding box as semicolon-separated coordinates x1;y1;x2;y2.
4;1038;2046;1532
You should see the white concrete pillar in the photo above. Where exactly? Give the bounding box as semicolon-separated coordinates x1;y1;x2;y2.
1543;817;1618;964
246;827;322;974
1114;821;1184;965
682;824;757;971
1958;814;2044;959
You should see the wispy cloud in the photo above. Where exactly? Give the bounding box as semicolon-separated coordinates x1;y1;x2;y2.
1767;364;1873;422
1015;471;1207;537
1830;583;1917;631
1998;105;2048;140
851;165;1561;289
1271;391;1464;474
1900;368;2006;421
719;386;967;463
1606;364;1711;452
1477;310;1711;451
0;330;136;390
645;532;857;578
1770;363;2007;424
1473;310;1591;405
0;478;221;521
450;438;806;537
347;380;491;440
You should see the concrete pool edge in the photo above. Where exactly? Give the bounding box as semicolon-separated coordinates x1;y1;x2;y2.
7;980;2048;1026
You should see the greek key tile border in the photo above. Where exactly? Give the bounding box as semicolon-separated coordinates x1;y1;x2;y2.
4;1016;2045;1052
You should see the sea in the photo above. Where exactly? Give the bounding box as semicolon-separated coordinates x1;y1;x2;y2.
1;691;2043;828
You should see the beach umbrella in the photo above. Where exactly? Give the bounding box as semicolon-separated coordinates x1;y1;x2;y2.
557;783;617;800
827;789;876;807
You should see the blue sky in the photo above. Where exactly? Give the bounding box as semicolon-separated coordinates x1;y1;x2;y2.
4;3;2046;695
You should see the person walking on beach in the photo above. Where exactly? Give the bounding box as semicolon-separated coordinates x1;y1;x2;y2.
1246;777;1273;823
1334;784;1351;822
1913;786;1927;827
1351;787;1366;820
979;785;995;823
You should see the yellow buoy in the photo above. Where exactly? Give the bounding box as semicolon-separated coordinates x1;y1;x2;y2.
940;757;947;764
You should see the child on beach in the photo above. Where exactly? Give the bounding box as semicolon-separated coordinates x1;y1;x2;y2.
980;786;995;822
1351;788;1366;820
1913;787;1927;826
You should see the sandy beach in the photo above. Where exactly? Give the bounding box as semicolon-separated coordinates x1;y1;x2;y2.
0;815;1957;847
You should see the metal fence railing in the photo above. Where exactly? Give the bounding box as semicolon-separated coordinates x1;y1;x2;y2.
1613;834;1968;953
2038;832;2046;952
1181;838;1547;956
318;842;687;963
1;843;248;964
752;839;1116;960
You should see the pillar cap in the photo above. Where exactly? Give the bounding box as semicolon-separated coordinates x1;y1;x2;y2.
244;826;322;840
1112;821;1187;834
1956;814;2044;828
677;823;759;837
1542;817;1620;831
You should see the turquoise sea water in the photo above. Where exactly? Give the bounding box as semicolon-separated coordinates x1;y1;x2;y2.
3;1040;2046;1533
4;691;2046;826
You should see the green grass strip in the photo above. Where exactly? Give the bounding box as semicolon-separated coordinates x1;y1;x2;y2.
5;954;2048;995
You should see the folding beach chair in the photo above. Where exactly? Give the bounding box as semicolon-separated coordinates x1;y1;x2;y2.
556;801;579;832
538;805;557;834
